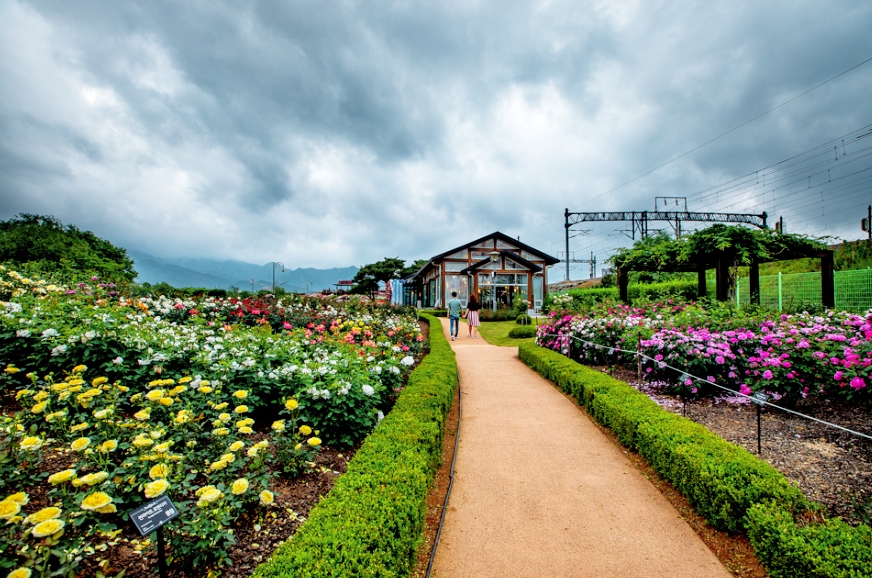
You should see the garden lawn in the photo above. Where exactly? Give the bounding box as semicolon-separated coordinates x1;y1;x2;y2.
476;320;537;347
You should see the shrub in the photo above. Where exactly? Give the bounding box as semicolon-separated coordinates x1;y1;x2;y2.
517;342;872;576
515;313;532;325
252;313;458;578
508;325;537;339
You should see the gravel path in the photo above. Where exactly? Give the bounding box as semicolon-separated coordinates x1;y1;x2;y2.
430;319;731;578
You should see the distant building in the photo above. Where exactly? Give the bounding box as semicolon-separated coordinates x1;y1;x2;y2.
402;232;559;311
334;280;354;293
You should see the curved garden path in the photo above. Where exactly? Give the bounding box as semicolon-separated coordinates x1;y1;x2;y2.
430;318;732;578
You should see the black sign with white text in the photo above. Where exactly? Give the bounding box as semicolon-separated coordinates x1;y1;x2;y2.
130;495;179;536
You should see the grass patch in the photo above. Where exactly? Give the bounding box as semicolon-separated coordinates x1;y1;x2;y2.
476;320;539;347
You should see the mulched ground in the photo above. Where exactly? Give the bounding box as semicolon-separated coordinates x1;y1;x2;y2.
606;366;872;527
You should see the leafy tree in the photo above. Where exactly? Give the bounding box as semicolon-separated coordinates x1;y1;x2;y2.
351;257;408;294
401;259;428;277
0;214;136;281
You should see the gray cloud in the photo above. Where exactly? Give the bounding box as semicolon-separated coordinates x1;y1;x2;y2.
1;0;871;274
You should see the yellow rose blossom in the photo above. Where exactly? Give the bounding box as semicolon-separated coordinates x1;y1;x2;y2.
99;440;118;452
149;464;169;479
214;402;228;411
238;426;253;434
132;437;154;448
147;379;163;388
24;507;62;525
50;382;69;392
66;378;85;387
153;442;171;454
72;365;87;374
195;485;217;497
130;393;143;403
168;385;187;396
212;427;229;437
294;443;302;451
33;391;49;402
219;453;235;463
158;397;174;406
255;440;270;449
32;518;65;538
7;567;32;578
48;469;77;485
117;385;129;392
30;401;47;414
0;500;21;520
232;390;248;399
284;398;299;411
68;385;83;393
209;460;228;472
74;472;109;487
259;490;275;506
196;487;223;507
70;422;89;432
217;413;231;423
93;408;112;420
91;377;108;386
246;446;261;457
299;425;312;436
70;437;91;451
145;389;165;401
4;365;20;374
19;436;43;451
80;492;113;511
307;437;322;447
230;478;249;495
197;386;213;394
178;376;192;384
174;410;191;424
234;405;249;414
84;388;102;397
134;409;150;421
144;479;169;499
96;503;117;514
150;430;164;439
15;389;34;400
271;420;285;432
228;441;245;452
45;410;67;422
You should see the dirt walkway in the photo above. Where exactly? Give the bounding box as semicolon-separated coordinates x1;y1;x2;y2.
430;318;731;578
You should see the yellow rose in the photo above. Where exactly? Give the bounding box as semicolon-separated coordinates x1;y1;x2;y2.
32;518;65;538
4;365;21;374
307;437;322;447
19;436;43;451
158;397;174;406
5;492;28;505
233;390;248;399
132;437;154;448
25;506;62;525
259;490;275;506
72;365;87;374
7;567;32;578
228;441;245;452
45;410;67;422
75;472;109;486
234;405;249;414
91;377;108;386
48;469;77;485
93;408;112;420
145;389;164;401
70;437;91;451
178;376;192;384
0;500;21;520
197;386;213;394
70;422;89;432
96;503;117;514
153;442;171;454
134;410;150;421
149;464;169;480
80;492;112;511
212;427;229;437
99;440;118;452
271;420;285;432
31;401;47;414
231;478;249;495
209;460;228;472
298;425;312;436
217;413;231;423
214;402;228;411
238;426;253;434
284;398;299;411
144;479;169;499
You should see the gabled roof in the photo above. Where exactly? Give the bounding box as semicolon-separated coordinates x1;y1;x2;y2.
459;250;543;274
430;231;560;264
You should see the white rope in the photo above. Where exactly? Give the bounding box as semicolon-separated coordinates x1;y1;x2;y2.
539;332;872;442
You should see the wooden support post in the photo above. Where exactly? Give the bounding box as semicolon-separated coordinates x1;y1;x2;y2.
750;262;760;305
715;257;730;302
618;269;629;303
821;251;835;308
697;269;707;298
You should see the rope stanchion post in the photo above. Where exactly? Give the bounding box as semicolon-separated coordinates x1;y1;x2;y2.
636;332;642;386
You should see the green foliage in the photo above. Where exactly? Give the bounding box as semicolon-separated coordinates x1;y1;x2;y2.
555;280;698;310
351;258;407;294
508;325;537;339
478;308;517;322
517;343;872;576
252;314;457;578
0;214;136;281
515;313;532;325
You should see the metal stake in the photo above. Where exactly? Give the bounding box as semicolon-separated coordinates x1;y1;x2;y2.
756;403;762;455
157;526;168;578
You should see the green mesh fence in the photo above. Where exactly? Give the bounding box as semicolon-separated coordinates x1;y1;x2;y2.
736;269;872;312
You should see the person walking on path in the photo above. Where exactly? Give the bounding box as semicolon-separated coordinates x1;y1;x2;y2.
465;293;481;339
447;291;462;341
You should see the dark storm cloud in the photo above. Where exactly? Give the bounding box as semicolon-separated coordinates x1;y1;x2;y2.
1;0;871;270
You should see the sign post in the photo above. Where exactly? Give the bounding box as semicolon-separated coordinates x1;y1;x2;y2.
751;392;771;455
130;495;180;578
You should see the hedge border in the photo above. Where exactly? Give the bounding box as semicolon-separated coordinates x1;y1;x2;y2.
518;342;872;578
253;313;457;578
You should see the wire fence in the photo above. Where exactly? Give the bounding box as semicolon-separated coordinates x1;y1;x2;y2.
736;268;872;311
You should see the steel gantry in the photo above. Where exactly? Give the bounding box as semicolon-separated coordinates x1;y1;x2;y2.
562;206;768;281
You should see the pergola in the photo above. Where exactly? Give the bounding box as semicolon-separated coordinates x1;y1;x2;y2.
612;226;834;307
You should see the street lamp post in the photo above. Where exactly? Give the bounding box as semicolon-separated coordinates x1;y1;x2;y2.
489;251;500;312
272;261;285;291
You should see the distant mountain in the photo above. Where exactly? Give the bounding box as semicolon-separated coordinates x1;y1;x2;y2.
128;250;358;292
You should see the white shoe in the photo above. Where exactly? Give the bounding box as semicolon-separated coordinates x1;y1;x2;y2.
451;336;455;341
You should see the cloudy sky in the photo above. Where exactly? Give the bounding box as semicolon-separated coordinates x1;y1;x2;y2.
2;1;871;276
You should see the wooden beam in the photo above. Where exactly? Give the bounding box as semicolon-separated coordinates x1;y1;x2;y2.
697;269;707;298
750;262;760;305
821;251;835;308
618;268;629;303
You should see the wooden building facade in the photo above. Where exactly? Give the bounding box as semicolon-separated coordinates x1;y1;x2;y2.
403;232;559;311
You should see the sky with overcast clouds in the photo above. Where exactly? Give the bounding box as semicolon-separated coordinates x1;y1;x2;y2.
1;0;872;276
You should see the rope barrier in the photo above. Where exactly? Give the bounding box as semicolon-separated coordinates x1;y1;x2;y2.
540;331;872;442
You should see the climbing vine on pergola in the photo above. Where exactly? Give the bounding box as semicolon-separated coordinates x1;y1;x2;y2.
608;225;834;306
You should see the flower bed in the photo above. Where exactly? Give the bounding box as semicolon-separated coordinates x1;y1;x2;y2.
536;300;872;406
0;265;429;575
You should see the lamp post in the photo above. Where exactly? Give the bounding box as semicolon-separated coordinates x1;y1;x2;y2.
272;262;285;291
489;251;500;312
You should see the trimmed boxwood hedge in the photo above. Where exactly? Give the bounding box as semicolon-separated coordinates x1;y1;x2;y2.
518;342;872;577
253;313;457;578
507;325;537;339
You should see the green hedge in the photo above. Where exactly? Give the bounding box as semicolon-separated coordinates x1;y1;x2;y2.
562;280;699;307
253;313;458;578
507;325;537;339
518;342;872;577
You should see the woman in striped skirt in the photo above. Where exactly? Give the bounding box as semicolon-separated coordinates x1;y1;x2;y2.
465;294;481;339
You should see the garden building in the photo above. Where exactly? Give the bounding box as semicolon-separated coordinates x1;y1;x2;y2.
402;232;560;311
